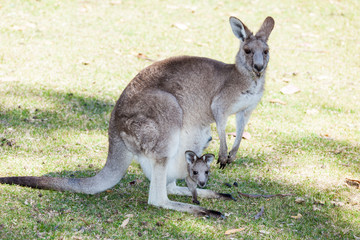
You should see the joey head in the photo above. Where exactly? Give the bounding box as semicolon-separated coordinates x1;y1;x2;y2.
185;151;214;205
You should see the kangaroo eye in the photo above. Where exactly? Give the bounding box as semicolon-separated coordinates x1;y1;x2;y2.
205;171;209;175
193;171;198;175
263;49;269;55
244;48;251;54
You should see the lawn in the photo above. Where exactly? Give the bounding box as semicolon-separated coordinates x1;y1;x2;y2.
0;0;359;239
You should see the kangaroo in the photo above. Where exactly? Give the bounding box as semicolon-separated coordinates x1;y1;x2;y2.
185;151;214;205
0;16;274;217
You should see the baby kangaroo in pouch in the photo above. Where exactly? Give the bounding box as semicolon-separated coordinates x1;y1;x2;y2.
0;16;275;217
185;151;214;205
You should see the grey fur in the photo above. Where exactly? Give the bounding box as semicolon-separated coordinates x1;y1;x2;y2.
0;16;274;217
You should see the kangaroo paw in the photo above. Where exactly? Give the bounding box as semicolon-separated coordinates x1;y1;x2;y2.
217;154;228;169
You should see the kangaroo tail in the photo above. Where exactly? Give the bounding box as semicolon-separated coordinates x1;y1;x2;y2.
0;136;133;194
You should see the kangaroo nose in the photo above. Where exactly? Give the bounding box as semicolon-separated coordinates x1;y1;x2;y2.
199;181;206;188
254;63;263;72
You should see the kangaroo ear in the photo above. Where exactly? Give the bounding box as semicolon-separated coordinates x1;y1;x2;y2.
185;151;197;164
202;154;215;165
255;16;275;42
229;16;252;41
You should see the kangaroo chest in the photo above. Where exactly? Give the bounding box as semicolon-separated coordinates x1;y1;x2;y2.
229;78;264;115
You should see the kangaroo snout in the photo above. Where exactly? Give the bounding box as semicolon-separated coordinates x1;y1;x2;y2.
254;63;263;72
253;52;265;76
198;181;207;188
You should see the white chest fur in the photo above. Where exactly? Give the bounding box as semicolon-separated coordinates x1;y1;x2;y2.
229;78;264;115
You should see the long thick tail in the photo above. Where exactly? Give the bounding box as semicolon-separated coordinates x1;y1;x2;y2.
0;136;133;194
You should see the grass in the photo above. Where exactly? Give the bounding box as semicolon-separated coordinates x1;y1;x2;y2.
1;0;359;239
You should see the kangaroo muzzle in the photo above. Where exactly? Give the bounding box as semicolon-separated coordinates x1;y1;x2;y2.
253;52;264;76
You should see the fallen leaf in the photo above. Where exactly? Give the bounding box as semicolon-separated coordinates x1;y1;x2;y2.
291;213;302;220
269;99;287;105
172;23;188;30
136;53;154;62
121;218;130;228
259;230;270;234
242;132;251;140
295;197;305;204
280;84;301;95
320;133;332;140
345;178;360;189
125;214;134;218
224;228;246;235
254;206;264;220
227;132;251;139
79;217;89;225
282;77;291;83
227;132;236;137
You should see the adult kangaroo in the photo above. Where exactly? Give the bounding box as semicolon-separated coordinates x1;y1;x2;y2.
0;16;275;217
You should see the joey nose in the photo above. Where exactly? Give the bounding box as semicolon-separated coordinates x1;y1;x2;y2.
199;181;206;188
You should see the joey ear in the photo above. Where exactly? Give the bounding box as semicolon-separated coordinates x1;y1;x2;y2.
185;151;197;164
255;16;275;42
229;16;252;41
202;154;215;165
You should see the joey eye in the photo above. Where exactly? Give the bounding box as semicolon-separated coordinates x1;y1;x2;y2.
193;171;198;175
244;48;251;54
205;171;209;175
263;49;269;55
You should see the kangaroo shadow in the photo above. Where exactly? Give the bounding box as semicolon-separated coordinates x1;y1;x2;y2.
0;86;116;132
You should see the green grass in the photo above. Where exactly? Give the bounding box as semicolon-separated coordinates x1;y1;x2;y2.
1;0;359;239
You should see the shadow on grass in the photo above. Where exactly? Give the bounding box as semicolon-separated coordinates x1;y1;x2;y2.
2;162;359;239
0;86;116;132
1;85;359;238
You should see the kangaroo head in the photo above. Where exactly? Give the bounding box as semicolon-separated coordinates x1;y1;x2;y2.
230;16;275;78
185;151;214;188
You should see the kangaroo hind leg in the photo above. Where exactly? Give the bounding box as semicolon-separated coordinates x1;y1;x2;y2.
167;181;236;201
